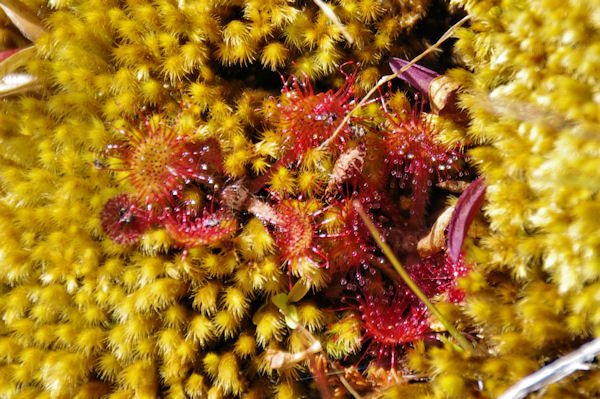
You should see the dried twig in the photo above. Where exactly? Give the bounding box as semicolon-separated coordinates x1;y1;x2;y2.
498;337;600;399
313;0;354;44
0;72;39;97
325;142;366;194
436;180;470;193
270;294;364;399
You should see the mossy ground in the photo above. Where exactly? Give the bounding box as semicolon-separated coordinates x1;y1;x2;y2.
0;0;599;398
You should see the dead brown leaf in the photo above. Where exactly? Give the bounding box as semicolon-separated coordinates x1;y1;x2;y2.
326;143;366;195
0;45;34;79
436;180;470;193
0;72;39;97
0;0;46;41
417;205;454;257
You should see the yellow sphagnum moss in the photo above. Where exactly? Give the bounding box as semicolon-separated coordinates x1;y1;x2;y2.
2;0;600;397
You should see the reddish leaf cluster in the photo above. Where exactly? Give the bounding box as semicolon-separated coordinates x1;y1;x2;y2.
105;108;223;210
381;96;463;228
325;195;377;274
340;252;469;368
97;61;480;374
269;62;360;166
248;195;346;285
251;64;473;368
100;108;235;250
162;207;237;255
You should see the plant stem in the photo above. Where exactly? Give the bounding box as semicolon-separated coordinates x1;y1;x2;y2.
354;200;474;353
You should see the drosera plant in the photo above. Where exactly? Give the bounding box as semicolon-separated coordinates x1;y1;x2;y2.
342;279;432;368
300;51;479;382
160;205;238;259
96;82;477;397
354;201;474;353
104;106;224;211
250;62;366;193
246;192;348;287
317;15;471;152
269;61;360;160
321;212;473;373
99;104;235;256
94;16;482;394
320;193;378;275
379;91;464;228
245;37;476;388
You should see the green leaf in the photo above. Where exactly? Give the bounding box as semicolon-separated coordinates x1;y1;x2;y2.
272;293;289;311
288;279;310;303
272;293;300;329
285;305;299;329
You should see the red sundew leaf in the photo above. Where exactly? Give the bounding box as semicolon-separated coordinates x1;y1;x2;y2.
161;206;237;251
447;177;486;263
100;194;150;245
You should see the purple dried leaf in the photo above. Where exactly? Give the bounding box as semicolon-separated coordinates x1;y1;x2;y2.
389;57;439;95
447;177;486;263
389;58;465;119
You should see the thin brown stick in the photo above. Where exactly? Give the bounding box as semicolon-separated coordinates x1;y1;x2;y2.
318;14;471;151
275;301;364;399
313;0;354;44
